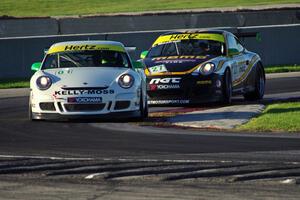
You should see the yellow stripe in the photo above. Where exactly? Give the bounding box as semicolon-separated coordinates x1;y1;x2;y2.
48;44;125;54
152;33;225;47
216;60;226;71
233;55;259;86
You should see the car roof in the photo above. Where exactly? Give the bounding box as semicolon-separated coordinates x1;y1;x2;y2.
152;29;228;47
160;29;230;36
47;40;126;54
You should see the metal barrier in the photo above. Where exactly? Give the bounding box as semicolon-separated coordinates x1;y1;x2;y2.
0;24;300;79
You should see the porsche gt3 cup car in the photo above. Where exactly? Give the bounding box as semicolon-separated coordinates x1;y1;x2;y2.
140;30;265;105
29;40;148;120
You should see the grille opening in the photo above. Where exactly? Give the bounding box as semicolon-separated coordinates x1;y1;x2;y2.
107;101;112;110
64;104;105;112
39;102;56;111
114;101;130;110
57;102;64;112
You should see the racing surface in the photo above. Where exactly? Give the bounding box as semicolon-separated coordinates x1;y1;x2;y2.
0;73;300;199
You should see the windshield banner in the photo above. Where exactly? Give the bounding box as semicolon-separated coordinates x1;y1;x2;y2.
48;44;125;54
152;33;225;47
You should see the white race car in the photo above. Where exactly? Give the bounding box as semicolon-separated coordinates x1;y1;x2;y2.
29;40;148;120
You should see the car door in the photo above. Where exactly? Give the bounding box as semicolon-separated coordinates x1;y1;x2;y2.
227;34;248;89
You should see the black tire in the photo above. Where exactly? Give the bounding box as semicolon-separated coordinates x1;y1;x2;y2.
28;98;33;121
243;65;265;101
138;90;148;120
222;69;232;104
142;95;149;118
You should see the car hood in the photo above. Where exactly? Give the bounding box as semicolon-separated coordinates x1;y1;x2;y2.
40;67;131;88
144;55;217;73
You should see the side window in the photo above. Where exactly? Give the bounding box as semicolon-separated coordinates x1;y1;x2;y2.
235;38;244;53
227;35;238;50
147;45;164;58
42;54;58;69
162;43;177;56
227;35;244;54
120;53;130;68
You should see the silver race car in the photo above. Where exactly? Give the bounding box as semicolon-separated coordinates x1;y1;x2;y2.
29;41;148;120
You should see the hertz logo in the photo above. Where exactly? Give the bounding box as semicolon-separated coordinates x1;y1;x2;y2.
64;45;96;51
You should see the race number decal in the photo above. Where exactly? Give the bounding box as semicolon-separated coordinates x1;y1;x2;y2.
148;64;168;73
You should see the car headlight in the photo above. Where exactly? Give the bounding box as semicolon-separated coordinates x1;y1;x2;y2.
118;74;134;89
199;62;215;75
36;76;52;90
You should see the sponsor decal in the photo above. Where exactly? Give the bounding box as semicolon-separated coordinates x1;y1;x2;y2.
149;77;181;84
148;100;190;104
148;64;168;73
149;84;157;91
55;69;73;75
152;33;225;47
196;80;212;85
47;44;125;54
64;45;98;51
152;55;206;61
54;89;114;96
68;97;102;103
149;84;180;90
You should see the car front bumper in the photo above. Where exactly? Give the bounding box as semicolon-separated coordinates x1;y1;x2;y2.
30;90;141;120
146;73;224;105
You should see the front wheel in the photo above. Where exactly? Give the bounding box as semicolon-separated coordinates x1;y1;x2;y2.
222;69;232;104
138;90;148;120
28;97;33;121
244;65;265;101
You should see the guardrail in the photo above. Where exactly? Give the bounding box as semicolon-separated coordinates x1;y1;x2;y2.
0;24;300;79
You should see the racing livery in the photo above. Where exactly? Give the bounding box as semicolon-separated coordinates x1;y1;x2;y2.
141;30;265;105
29;40;148;120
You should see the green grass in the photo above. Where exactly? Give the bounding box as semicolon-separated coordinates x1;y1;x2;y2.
0;79;29;89
237;102;300;132
265;65;300;74
0;0;300;17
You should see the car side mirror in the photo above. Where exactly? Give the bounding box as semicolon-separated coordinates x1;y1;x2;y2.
31;62;42;71
140;51;148;59
228;48;240;56
132;61;144;69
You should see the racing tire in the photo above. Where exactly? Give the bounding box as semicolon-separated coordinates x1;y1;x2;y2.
140;92;148;120
138;90;148;120
222;69;232;104
28;98;34;121
243;65;265;101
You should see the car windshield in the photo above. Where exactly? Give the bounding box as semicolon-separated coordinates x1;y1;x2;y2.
42;50;131;69
147;39;225;58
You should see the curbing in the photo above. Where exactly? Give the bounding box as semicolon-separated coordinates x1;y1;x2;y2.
169;104;265;130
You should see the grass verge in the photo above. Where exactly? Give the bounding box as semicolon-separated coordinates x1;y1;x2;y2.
265;65;300;74
1;0;300;17
0;79;29;89
237;102;300;132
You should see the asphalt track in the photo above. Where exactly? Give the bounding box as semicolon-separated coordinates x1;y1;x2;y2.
0;73;300;199
0;73;299;162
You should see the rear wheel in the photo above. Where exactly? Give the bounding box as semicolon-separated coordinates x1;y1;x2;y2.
244;65;265;101
222;69;232;104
